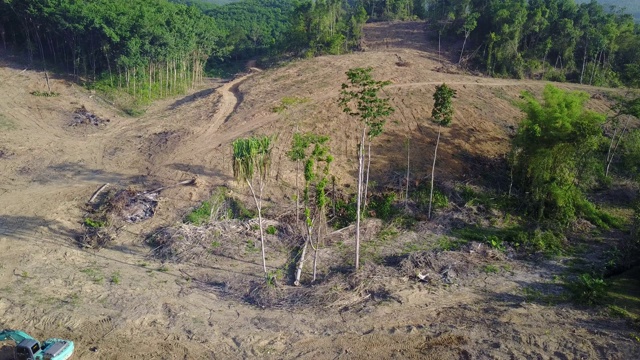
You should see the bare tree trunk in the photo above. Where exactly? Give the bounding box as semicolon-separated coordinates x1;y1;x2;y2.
294;238;309;286
355;126;366;270
405;137;410;208
364;139;372;208
605;120;628;177
428;126;441;220
459;34;468;64
580;43;588;84
246;179;267;274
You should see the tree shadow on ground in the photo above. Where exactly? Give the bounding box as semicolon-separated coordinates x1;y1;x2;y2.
31;162;146;186
168;88;216;110
0;215;79;246
169;163;232;182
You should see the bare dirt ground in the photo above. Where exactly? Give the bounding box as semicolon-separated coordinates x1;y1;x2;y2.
1;21;639;359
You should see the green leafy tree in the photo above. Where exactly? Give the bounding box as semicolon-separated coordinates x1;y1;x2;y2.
232;135;273;275
339;67;394;270
512;85;606;224
428;83;456;219
289;133;333;285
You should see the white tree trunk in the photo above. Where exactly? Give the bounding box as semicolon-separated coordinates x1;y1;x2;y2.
428;126;442;220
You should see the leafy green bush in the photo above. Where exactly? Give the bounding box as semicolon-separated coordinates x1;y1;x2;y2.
83;217;106;228
333;197;357;228
523;229;565;256
566;273;609;305
369;193;397;221
413;185;449;211
542;68;567;82
227;197;255;220
185;200;212;225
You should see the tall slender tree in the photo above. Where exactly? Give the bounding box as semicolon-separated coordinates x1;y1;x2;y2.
339;67;394;270
232;136;274;275
428;83;456;220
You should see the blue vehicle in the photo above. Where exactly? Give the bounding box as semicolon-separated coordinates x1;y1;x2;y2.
0;329;74;360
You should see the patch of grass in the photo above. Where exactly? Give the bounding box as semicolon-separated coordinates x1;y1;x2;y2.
0;114;16;131
66;292;81;306
157;265;169;272
361;225;400;264
81;267;104;284
411;185;449;211
605;266;640;321
245;240;259;253
452;226;565;256
369;193;398;221
482;264;500;274
185;200;213;225
211;240;221;248
566;273;609;305
123;107;146;117
436;236;467;251
110;271;121;284
272;96;309;113
266;225;277;235
30;90;60;97
83;217;106;228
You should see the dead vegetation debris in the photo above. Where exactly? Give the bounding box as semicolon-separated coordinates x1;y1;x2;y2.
80;186;160;248
69;105;110;126
400;242;506;284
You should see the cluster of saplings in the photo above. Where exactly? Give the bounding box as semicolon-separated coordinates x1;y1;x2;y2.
428;0;640;87
223;67;640;286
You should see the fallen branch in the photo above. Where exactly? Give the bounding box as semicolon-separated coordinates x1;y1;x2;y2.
88;183;110;204
139;178;196;196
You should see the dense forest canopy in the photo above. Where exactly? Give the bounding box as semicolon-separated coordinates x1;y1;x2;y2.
576;0;640;22
1;0;638;103
427;0;640;87
0;0;370;99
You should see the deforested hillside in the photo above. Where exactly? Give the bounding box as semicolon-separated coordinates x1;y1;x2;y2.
1;21;639;360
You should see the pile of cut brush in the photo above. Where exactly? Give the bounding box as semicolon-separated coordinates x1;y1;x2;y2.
69;105;110;126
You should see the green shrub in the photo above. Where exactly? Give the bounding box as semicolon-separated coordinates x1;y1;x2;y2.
333;197;357;228
542;68;567;82
83;217;106;228
566;273;609;305
266;225;277;235
369;193;397;221
185;200;212;225
432;189;449;210
523;229;565;256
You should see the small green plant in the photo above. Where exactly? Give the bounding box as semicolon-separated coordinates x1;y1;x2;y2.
30;90;60;97
369;193;398;221
266;225;277;235
110;271;121;284
185;200;213;225
211;240;221;248
83;217;106;228
487;235;505;251
266;269;283;287
566;273;609;305
157;265;169;272
432;189;449;209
